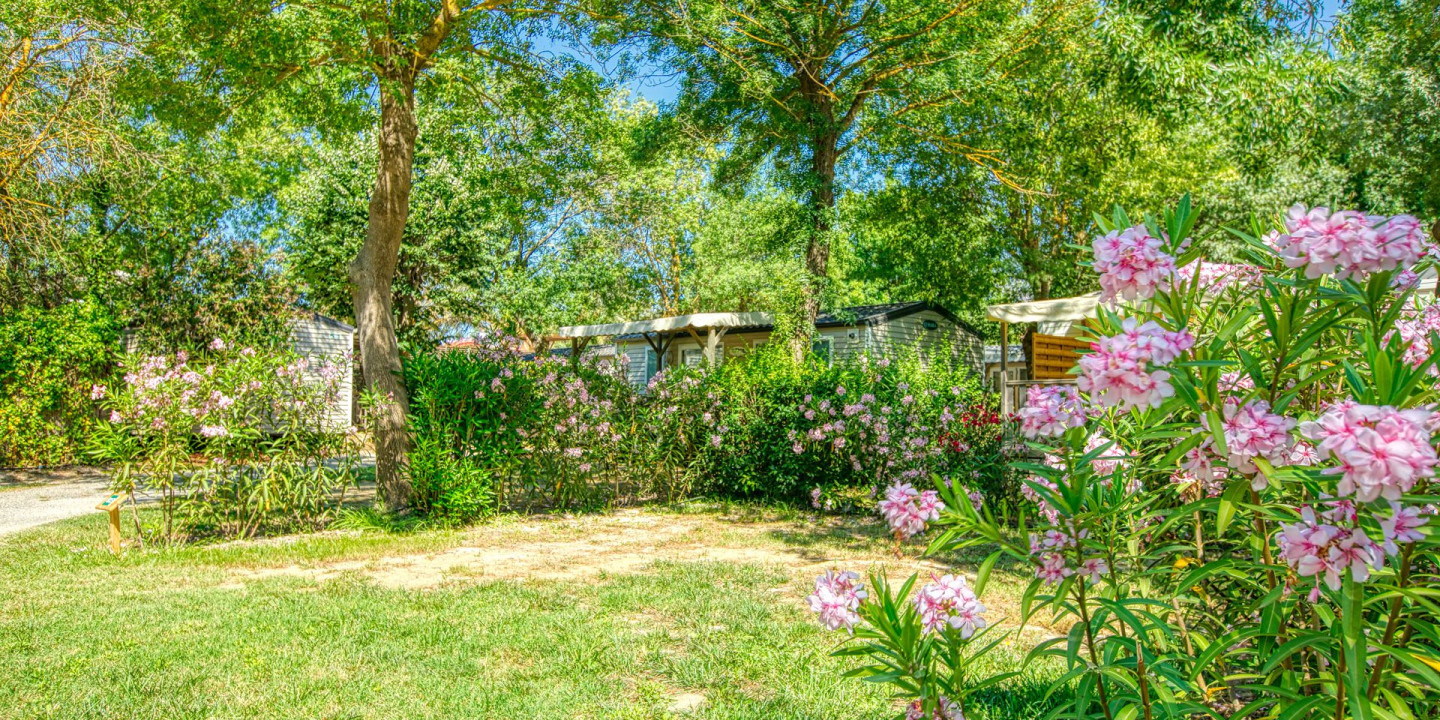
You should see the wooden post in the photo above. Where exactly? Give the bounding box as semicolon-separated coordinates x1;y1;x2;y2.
704;327;727;365
95;493;127;554
999;321;1009;416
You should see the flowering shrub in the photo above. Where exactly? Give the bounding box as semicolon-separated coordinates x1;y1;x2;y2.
402;339;995;513
787;351;995;516
87;342;361;542
404;341;640;517
813;198;1440;719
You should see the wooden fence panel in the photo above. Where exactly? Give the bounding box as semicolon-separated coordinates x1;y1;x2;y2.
1027;333;1089;380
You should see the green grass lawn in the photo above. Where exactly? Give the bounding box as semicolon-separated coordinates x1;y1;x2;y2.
0;504;1062;720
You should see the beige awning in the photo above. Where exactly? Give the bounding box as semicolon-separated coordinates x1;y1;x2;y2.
986;293;1101;330
552;311;773;339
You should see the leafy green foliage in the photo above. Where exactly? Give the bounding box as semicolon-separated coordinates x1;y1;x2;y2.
0;300;118;466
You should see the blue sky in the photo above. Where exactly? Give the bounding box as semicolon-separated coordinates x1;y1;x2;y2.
531;34;682;106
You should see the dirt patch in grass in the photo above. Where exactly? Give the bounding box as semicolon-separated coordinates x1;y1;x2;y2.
218;508;1068;639
222;509;941;588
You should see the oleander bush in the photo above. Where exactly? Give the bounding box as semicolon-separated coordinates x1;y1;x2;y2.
808;197;1440;720
87;340;363;542
402;339;997;516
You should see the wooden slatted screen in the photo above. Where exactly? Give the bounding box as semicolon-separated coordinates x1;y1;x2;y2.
1027;333;1089;380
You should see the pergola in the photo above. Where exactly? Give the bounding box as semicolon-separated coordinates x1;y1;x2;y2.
548;311;772;370
985;292;1101;414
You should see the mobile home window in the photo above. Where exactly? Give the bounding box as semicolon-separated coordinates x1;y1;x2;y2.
811;337;833;366
644;348;659;382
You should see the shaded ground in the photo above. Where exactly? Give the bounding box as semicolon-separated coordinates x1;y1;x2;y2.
0;466;111;537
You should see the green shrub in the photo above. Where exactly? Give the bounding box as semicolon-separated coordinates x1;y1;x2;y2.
695;345;998;505
0;300;118;467
402;339;1003;517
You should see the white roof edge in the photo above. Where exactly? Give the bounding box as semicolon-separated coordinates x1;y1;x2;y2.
553;311;775;339
986;292;1102;325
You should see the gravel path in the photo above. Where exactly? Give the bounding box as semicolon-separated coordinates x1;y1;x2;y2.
0;468;111;538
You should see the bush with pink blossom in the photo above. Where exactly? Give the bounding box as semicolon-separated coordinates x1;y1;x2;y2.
813;198;1440;719
88;342;363;542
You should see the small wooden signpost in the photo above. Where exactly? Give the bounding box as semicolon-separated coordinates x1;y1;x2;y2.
95;493;127;554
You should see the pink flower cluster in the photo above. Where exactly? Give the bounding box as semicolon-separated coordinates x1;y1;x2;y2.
1273;205;1431;280
905;697;963;720
808;570;867;632
1300;403;1438;502
1172;435;1228;497
1029;526;1098;585
1176;261;1263;294
1017;385;1087;438
878;482;944;539
1221;400;1296;489
1390;302;1440;372
1093;225;1177;303
1077;319;1195;410
914;574;987;637
1277;506;1384;597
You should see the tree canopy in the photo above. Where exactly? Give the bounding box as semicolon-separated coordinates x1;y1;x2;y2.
3;0;1435;505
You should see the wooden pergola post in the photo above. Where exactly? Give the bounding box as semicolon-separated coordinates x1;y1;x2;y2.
999;321;1009;415
569;336;591;364
704;327;726;365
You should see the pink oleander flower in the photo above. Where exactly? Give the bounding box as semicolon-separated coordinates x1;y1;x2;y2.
1222;401;1296;489
1176;261;1264;294
1093;224;1177;303
967;489;984;512
1174;435;1228;497
108;411;122;423
1036;552;1073;585
491;377;505;392
906;697;963;720
1274;206;1431;280
810;487;823;509
1085;433;1131;479
1077;319;1194;410
808;570;867;632
878;482;945;539
208;338;226;351
914;574;987;637
199;425;228;438
1288;441;1319;466
1017;385;1087;438
1079;557;1109;584
90;384;107;400
1219;370;1255;399
1393;268;1421;289
1299;404;1438;502
792;441;804;454
1379;501;1427;556
1277;507;1384;594
1388;302;1440;373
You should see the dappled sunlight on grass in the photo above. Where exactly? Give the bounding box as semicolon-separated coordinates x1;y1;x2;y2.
0;506;1064;719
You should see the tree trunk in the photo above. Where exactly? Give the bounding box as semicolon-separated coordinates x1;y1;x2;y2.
350;75;418;511
790;132;838;362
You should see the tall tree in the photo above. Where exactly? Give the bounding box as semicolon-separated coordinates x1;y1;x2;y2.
1333;0;1440;218
118;0;522;509
593;0;1087;357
